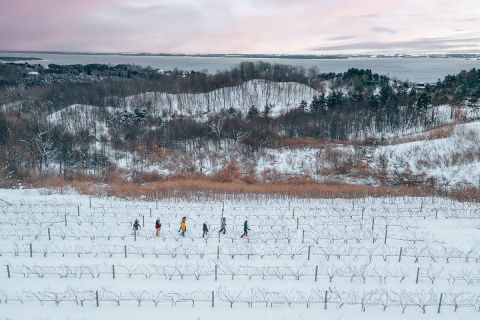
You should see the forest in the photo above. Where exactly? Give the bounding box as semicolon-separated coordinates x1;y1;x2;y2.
0;61;479;188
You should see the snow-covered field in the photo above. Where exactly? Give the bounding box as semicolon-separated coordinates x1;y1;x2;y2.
1;189;480;319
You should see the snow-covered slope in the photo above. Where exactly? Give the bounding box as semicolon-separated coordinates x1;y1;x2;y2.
376;121;480;187
115;79;319;117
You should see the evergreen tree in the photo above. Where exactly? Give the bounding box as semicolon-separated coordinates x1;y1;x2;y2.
247;105;259;119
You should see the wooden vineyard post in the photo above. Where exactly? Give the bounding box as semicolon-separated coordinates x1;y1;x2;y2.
307;246;311;261
324;290;328;310
96;290;99;307
112;265;115;279
416;267;420;284
6;265;10;278
215;264;218;281
29;243;33;257
314;265;318;282
48;228;51;240
217;246;220;260
124;245;127;258
437;293;443;313
211;290;215;308
398;247;403;262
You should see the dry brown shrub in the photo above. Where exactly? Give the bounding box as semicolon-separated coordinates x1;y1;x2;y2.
320;146;354;175
19;168;480;203
448;186;480;202
25;173;68;189
390;169;430;187
148;146;172;163
99;178;440;200
425;125;454;140
274;136;371;148
240;175;257;184
132;171;165;183
210;159;240;183
350;162;375;179
274;137;329;148
385;122;462;145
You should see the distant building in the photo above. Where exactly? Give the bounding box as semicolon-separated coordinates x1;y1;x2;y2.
414;82;436;90
27;71;39;76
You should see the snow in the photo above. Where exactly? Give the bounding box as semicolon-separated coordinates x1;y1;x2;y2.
376;121;480;187
1;189;480;319
43;101;480;189
116;79;319;117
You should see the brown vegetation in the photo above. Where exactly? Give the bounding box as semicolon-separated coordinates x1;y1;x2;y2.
20;170;480;203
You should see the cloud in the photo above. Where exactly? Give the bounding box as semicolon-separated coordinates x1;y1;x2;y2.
1;0;480;53
371;27;397;34
328;35;357;41
310;37;480;52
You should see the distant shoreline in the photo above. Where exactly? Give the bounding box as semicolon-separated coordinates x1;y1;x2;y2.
1;50;480;60
0;56;43;62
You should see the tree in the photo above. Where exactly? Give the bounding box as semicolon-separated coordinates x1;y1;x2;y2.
0;113;8;146
247;105;259;119
262;104;273;119
416;92;431;111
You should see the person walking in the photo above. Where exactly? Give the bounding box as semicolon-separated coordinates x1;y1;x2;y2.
179;217;187;237
133;218;141;231
219;217;226;234
155;218;161;237
202;222;209;238
240;220;250;238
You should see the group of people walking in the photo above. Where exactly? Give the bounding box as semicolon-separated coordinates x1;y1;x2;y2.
132;216;250;238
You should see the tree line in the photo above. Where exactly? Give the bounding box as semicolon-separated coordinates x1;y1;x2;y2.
0;62;479;185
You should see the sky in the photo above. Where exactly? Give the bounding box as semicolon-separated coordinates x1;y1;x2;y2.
1;0;480;54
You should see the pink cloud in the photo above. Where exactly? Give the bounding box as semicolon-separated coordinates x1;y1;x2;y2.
1;0;479;53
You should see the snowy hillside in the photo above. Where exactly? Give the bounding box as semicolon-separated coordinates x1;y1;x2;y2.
113;79;319;117
1;189;480;319
47;104;110;136
376;121;480;187
44;102;480;190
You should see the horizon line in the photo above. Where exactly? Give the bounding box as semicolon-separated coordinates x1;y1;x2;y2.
2;50;480;58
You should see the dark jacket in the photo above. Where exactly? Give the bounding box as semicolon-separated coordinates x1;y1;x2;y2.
133;221;140;230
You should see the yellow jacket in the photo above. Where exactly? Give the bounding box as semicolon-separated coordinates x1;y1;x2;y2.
180;220;186;232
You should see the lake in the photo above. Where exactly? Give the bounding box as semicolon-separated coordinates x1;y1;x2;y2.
1;52;480;83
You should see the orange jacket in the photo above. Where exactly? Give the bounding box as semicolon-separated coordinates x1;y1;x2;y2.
180;220;186;232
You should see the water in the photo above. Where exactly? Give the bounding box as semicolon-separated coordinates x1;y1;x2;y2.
2;52;480;83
